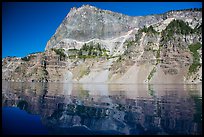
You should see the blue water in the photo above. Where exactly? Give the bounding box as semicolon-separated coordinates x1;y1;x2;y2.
2;81;202;135
2;107;49;135
2;107;121;135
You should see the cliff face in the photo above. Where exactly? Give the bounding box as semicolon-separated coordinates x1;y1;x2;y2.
45;5;201;50
45;5;163;50
2;5;202;84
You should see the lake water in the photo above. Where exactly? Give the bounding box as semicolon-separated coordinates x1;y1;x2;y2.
2;81;202;135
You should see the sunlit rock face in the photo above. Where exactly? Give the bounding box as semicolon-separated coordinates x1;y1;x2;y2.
2;5;202;84
45;5;201;50
45;5;159;49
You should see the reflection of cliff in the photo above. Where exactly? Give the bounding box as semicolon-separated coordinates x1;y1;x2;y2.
2;86;202;135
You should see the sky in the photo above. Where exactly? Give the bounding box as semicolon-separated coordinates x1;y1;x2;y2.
2;2;202;58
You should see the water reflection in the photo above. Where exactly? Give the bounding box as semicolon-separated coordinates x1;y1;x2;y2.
2;81;202;135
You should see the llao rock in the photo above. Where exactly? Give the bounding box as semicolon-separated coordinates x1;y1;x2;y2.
45;5;201;50
2;5;202;84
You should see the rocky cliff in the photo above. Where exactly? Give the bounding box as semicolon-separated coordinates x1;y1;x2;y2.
2;5;202;84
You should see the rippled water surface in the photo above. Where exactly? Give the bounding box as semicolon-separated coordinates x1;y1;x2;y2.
2;81;202;135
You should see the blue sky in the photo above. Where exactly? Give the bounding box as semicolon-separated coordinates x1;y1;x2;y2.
2;2;202;58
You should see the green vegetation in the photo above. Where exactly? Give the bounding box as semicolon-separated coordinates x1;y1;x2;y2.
134;25;158;43
29;51;42;55
194;24;202;34
188;42;202;75
67;48;79;59
164;8;202;16
51;48;67;61
147;67;156;81
21;56;29;61
67;43;110;59
156;45;162;65
189;42;202;55
15;66;21;72
161;19;194;42
21;55;35;61
68;48;79;52
80;43;107;57
139;25;159;34
38;67;49;82
124;40;135;49
170;8;202;12
107;55;121;60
